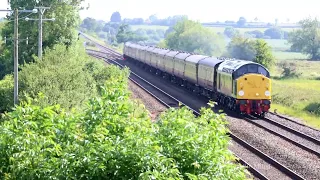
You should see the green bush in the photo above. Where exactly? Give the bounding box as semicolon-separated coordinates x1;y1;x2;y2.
0;41;124;112
0;74;13;113
0;72;247;179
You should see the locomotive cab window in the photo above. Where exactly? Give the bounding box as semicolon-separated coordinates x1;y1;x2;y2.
233;64;270;79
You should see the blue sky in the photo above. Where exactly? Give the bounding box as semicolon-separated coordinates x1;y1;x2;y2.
1;0;320;23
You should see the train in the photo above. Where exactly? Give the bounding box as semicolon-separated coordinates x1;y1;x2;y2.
123;42;272;116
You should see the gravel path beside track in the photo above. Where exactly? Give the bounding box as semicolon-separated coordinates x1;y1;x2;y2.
128;75;167;121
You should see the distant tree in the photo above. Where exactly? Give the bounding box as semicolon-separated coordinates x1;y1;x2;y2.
237;17;247;27
80;17;103;33
253;39;275;69
223;27;239;38
149;14;158;23
164;26;174;37
288;17;320;60
155;29;165;37
264;28;283;39
283;31;289;39
110;11;121;22
164;19;225;56
227;35;256;60
246;30;264;38
227;35;275;69
116;24;147;43
81;17;97;31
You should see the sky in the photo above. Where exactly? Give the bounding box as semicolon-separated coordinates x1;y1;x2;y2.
1;0;320;23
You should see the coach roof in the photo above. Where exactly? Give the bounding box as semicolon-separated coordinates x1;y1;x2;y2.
198;57;225;67
185;54;209;63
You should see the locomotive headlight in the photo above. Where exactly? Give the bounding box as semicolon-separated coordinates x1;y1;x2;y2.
265;90;270;96
238;90;244;96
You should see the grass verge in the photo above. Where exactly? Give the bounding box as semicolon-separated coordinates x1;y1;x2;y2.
271;79;320;129
270;104;320;129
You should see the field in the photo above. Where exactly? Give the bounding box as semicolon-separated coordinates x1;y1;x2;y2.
128;25;320;128
271;78;320;128
207;27;300;34
130;25;169;31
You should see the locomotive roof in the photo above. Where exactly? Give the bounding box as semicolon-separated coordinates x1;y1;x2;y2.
174;52;192;60
217;59;270;78
185;54;209;63
198;57;225;67
218;60;253;72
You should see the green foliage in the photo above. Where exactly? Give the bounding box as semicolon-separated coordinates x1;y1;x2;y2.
110;11;122;22
264;28;285;39
164;19;226;56
0;75;13;113
288;17;320;60
19;41;125;110
0;72;247;179
224;27;239;38
18;43;96;110
0;0;83;79
227;35;275;69
279;61;302;79
0;41;124;112
116;24;148;43
236;17;247;27
80;17;103;33
253;39;276;70
245;30;264;38
227;35;256;60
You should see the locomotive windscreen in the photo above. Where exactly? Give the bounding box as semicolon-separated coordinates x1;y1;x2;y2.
233;64;270;79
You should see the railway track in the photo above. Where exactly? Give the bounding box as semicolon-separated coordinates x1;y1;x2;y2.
85;48;306;180
244;115;320;157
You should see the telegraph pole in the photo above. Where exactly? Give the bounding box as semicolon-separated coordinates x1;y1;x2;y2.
35;7;50;59
0;8;37;105
14;8;18;104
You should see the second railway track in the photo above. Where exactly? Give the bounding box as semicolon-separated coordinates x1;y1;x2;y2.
86;48;306;180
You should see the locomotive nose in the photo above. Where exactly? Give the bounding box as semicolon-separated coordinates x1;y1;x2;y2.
237;74;271;100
